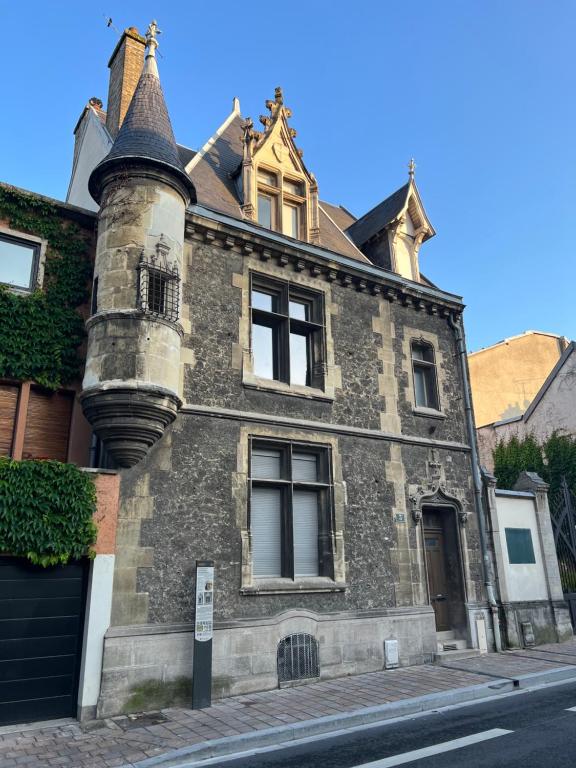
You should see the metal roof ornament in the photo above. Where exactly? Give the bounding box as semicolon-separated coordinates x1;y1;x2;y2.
408;158;416;180
145;20;161;58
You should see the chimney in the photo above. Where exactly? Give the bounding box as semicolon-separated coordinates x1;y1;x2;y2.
105;27;146;138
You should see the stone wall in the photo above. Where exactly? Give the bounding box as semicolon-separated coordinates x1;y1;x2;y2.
99;225;487;715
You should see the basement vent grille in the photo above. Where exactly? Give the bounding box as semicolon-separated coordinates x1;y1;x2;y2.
277;633;319;683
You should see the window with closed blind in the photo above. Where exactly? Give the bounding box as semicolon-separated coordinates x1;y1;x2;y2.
0;382;74;461
249;440;334;580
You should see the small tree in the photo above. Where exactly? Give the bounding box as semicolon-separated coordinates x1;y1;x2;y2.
493;434;544;490
492;432;576;495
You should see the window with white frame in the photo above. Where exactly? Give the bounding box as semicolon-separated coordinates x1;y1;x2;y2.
249;440;334;580
0;233;40;292
411;340;440;410
250;273;325;388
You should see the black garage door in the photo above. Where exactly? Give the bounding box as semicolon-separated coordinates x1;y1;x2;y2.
0;557;88;725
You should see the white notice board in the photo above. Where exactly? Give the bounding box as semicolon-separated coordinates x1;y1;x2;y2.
194;565;214;642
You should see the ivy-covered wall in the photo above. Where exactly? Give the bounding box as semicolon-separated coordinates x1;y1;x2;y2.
0;184;94;389
0;458;97;566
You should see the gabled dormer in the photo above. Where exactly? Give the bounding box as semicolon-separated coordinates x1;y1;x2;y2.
346;162;435;282
239;88;320;244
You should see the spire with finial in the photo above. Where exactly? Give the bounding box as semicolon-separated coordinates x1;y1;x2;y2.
408;158;416;180
88;18;195;204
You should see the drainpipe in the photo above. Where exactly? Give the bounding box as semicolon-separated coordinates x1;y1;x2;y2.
448;312;503;652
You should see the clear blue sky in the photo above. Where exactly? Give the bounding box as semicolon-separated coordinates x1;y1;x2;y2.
3;1;575;351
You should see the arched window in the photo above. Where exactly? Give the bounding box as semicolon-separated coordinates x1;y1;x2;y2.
277;633;319;683
411;341;439;410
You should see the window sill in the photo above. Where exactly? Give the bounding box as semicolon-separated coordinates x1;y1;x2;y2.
412;406;446;420
241;577;346;595
243;377;334;402
0;283;33;296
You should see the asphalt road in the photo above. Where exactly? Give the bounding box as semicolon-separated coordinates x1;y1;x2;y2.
192;680;576;768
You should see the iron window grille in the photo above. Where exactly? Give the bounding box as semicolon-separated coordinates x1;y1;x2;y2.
249;438;334;580
250;273;326;388
277;633;320;683
139;237;180;322
411;340;440;410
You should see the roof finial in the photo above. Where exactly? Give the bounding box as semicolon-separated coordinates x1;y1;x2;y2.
408;158;416;180
143;20;161;76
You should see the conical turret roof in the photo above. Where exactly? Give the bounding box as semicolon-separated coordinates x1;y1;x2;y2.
89;29;195;204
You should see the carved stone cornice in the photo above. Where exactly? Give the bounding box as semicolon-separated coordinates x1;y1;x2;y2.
184;211;465;318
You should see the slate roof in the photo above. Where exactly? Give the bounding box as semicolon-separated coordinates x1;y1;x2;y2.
320;200;357;231
89;64;195;203
188;114;369;263
346;183;410;247
189;113;246;218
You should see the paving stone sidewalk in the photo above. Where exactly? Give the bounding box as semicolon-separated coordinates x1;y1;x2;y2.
2;640;576;768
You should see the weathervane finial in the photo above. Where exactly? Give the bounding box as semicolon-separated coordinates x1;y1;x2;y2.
145;20;161;59
408;158;416;180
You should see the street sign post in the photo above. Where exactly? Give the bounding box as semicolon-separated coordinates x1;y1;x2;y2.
192;560;214;709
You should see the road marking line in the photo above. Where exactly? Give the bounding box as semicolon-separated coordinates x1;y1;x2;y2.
351;728;513;767
566;706;576;711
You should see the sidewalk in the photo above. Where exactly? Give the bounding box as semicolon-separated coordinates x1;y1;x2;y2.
2;640;576;768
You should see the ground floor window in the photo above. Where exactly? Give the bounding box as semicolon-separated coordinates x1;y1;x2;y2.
249;439;333;579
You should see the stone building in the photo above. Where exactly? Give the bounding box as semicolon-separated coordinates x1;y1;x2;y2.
63;22;495;717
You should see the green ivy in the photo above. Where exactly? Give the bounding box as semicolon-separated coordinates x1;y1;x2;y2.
493;432;576;496
0;185;92;389
0;458;97;566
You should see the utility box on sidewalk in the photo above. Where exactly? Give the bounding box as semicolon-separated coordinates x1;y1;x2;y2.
384;640;399;669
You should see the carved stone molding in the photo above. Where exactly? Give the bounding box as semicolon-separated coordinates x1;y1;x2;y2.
408;482;467;525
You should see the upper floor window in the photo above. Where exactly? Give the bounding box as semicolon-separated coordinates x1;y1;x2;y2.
139;249;180;322
256;167;306;240
250;274;324;388
0;233;40;292
411;341;439;410
250;440;333;579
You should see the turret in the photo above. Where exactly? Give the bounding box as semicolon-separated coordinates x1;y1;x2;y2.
81;21;195;467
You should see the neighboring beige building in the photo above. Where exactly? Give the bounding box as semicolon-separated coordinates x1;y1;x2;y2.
478;342;576;470
468;331;568;428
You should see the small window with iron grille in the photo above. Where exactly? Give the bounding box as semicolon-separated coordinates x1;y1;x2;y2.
277;633;319;684
139;236;180;322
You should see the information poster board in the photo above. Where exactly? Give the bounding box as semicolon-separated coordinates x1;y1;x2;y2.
194;565;214;642
192;560;214;709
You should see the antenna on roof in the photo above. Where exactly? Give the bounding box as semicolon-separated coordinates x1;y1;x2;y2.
408;158;416;180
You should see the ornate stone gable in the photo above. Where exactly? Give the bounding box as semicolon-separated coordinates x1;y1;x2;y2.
241;88;320;243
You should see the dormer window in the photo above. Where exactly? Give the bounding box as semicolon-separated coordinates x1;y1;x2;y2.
256;166;306;240
243;89;319;243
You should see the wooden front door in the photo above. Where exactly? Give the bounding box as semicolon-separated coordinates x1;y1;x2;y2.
424;528;451;631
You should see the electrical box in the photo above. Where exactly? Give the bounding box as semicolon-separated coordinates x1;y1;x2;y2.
384;639;399;669
475;618;488;654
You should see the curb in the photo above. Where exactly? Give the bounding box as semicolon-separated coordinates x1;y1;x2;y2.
514;664;576;688
131;677;514;768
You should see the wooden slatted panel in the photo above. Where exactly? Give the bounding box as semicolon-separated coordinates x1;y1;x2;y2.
22;388;74;461
0;384;18;456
